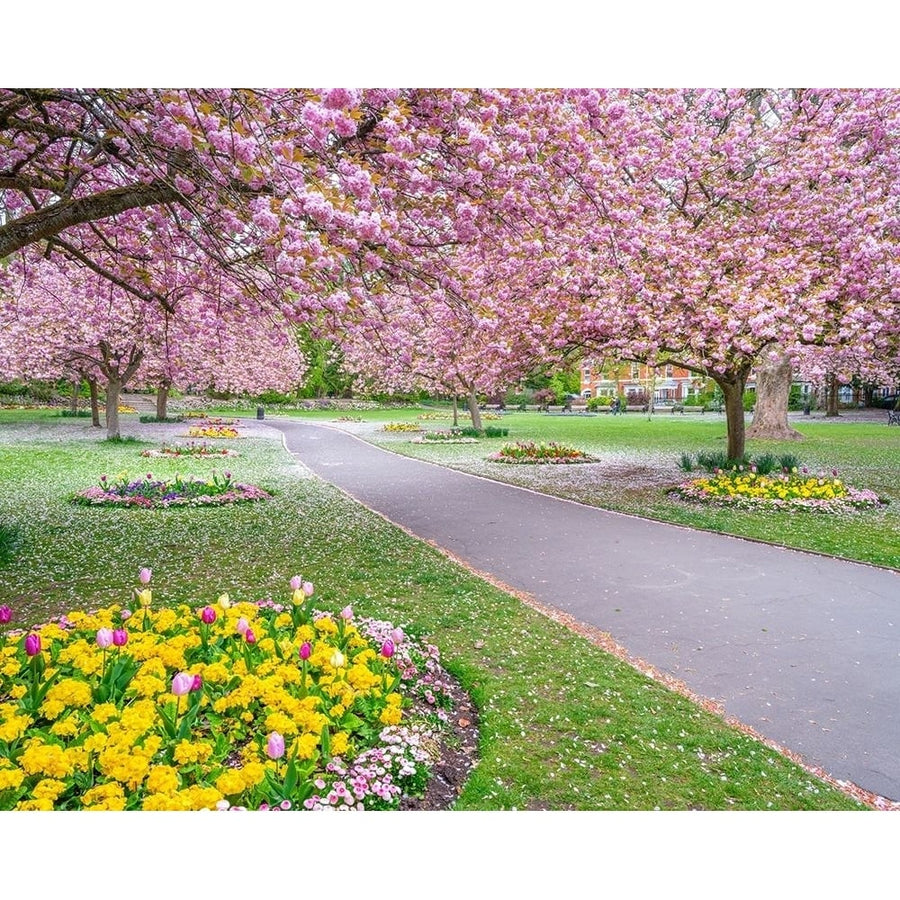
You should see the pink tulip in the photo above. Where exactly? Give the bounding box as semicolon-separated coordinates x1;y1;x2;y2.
289;575;302;591
139;567;152;585
236;617;249;636
245;628;256;644
302;582;314;597
391;627;404;645
200;606;217;624
191;674;203;692
299;641;311;661
380;640;395;659
340;605;353;620
24;633;41;657
266;731;285;760
120;609;132;621
96;628;114;649
112;628;128;647
0;605;12;625
172;672;194;696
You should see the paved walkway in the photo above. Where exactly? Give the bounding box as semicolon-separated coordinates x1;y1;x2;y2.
270;418;900;802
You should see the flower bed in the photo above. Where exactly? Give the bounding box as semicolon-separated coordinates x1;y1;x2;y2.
416;413;449;421
487;441;598;464
72;472;269;508
412;430;479;445
333;416;363;423
0;573;455;810
186;425;240;439
382;422;421;433
140;442;240;459
670;468;887;512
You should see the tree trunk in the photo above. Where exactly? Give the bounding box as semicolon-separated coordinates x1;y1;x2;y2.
88;377;101;427
825;373;840;417
452;395;459;428
466;389;483;433
747;351;804;442
716;375;748;462
105;377;122;439
69;378;80;414
156;382;170;420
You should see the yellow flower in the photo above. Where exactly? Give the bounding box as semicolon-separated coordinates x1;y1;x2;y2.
81;782;127;810
16;798;54;811
33;779;68;802
49;717;81;739
331;732;350;757
91;703;119;724
136;588;152;608
173;741;213;765
146;765;180;795
83;733;108;754
292;732;320;760
0;766;25;791
0;713;32;742
215;769;246;797
240;762;266;788
379;705;402;726
20;741;73;778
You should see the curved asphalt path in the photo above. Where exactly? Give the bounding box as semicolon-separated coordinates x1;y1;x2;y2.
270;418;900;802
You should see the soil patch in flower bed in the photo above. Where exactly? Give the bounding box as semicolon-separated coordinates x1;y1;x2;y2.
141;442;240;459
488;441;598;464
0;572;466;811
72;472;269;508
669;468;887;512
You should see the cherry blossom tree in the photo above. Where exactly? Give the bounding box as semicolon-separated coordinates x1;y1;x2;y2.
0;261;303;437
558;88;900;459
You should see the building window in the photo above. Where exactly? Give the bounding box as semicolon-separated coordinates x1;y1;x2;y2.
630;364;640;380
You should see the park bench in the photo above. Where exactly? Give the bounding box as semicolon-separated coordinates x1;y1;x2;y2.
888;410;900;426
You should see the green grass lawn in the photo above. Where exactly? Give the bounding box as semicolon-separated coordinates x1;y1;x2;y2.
0;412;866;809
293;407;900;570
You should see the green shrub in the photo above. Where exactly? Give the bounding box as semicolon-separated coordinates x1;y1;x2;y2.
586;396;612;411
139;415;184;424
483;425;509;438
753;453;778;475
778;453;801;471
254;389;295;406
679;452;695;472
788;385;805;411
742;390;756;412
694;450;750;472
58;409;92;418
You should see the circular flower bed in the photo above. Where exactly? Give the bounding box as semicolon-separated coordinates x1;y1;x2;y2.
670;467;886;511
412;430;479;444
141;442;240;459
487;441;598;464
416;413;449;421
72;472;270;508
382;422;421;433
0;572;455;810
187;425;240;439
